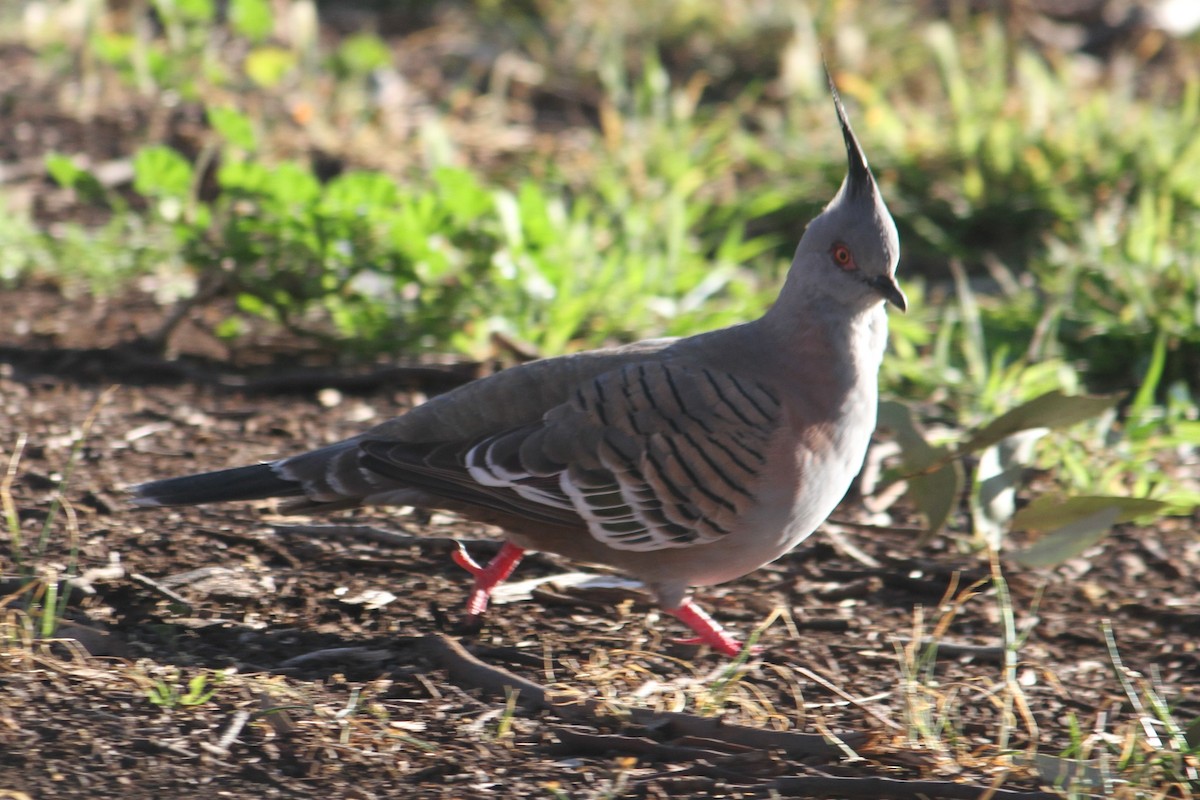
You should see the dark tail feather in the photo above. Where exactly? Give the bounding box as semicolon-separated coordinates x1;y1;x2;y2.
130;463;305;507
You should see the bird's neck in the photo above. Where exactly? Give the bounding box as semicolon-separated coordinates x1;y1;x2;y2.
757;293;889;393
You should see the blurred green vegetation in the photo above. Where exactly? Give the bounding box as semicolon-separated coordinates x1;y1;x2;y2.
1;0;1197;549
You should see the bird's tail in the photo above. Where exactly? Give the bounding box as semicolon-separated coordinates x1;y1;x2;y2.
129;463;304;507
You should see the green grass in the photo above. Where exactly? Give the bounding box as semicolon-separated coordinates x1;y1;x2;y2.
898;562;1200;798
1;389;117;638
145;670;222;709
14;4;1200;384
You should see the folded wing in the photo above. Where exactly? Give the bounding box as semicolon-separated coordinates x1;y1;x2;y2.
358;361;782;551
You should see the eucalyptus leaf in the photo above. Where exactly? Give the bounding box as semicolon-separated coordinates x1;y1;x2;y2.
911;459;964;542
1008;506;1120;567
877;400;938;468
960;390;1119;454
1012;495;1168;532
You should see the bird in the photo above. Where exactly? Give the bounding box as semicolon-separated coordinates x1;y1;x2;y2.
129;81;904;658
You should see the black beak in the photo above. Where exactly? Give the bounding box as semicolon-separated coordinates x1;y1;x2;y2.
870;274;907;312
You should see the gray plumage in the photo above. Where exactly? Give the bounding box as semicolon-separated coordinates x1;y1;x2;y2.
131;82;904;654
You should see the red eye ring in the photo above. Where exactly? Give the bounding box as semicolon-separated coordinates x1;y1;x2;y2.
831;243;853;270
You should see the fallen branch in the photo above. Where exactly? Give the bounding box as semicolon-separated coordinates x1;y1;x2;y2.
279;646;394;669
764;774;1060;800
626;709;861;758
415;633;857;759
416;633;552;709
546;725;732;761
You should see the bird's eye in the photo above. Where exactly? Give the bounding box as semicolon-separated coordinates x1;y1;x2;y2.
831;243;853;269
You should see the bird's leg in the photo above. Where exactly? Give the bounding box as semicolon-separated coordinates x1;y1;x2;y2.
452;541;525;617
665;598;745;658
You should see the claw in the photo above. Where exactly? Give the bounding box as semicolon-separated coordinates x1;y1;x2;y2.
452;543;484;575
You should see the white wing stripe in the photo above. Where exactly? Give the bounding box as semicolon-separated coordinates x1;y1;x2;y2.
513;483;574;510
465;441;528;486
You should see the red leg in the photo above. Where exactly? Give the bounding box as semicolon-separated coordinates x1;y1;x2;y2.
665;598;746;657
452;542;525;617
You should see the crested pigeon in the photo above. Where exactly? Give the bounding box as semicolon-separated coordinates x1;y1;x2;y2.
130;83;904;657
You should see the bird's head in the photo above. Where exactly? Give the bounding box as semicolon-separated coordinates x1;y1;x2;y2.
791;80;905;314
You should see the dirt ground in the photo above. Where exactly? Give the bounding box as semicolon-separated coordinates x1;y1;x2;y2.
1;286;1198;799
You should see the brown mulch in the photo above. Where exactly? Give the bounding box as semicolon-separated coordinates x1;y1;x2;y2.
2;286;1198;799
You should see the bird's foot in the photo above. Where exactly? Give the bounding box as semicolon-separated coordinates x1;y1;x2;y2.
666;598;753;658
452;541;525;617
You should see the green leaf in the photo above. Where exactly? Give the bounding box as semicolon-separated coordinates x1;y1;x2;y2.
45;154;109;205
207;106;257;151
1155;490;1200;514
236;292;267;315
262;162;320;205
133;145;194;200
146;683;173;707
90;31;135;67
181;674;216;706
336;33;392;76
910;460;965;541
1012;495;1169;532
1008;506;1120;567
876;403;966;540
323;171;400;213
876;400;966;539
217;159;269;192
436;167;493;222
960;391;1119;454
229;0;273;41
45;153;85;187
244;46;296;88
154;0;214;25
214;317;244;339
176;0;215;23
877;400;939;469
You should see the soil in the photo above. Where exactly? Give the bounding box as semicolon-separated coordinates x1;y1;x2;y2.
1;286;1198;800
